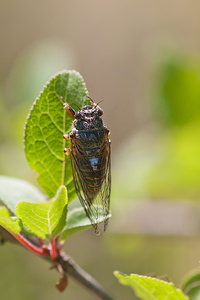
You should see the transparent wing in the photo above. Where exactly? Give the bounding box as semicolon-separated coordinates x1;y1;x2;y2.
70;136;111;234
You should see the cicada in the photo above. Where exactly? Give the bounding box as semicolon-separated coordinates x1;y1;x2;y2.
63;96;111;234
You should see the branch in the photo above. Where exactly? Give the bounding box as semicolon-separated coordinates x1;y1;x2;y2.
0;226;115;300
52;253;114;300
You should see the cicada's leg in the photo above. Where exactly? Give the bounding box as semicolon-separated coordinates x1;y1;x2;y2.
87;95;103;115
60;96;76;120
63;134;70;140
64;147;70;156
87;95;97;107
60;97;74;156
63;132;76;156
64;103;75;119
63;134;71;156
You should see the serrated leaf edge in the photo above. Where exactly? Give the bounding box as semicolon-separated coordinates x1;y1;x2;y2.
114;272;189;300
24;70;88;198
15;185;67;239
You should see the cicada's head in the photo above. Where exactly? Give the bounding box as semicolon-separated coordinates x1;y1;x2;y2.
74;105;104;130
75;105;103;118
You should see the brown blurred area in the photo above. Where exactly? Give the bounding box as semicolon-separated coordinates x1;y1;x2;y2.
1;1;200;299
1;0;200;147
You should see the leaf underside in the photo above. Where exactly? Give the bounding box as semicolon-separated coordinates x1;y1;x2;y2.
24;70;90;201
0;207;22;234
61;207;111;241
0;175;46;214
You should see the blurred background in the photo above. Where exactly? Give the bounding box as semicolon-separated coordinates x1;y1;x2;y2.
1;0;200;299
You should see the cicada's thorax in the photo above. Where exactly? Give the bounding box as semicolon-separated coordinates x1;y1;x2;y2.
70;105;108;201
71;105;106;155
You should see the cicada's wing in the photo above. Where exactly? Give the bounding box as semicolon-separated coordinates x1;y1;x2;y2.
70;136;111;234
98;140;111;231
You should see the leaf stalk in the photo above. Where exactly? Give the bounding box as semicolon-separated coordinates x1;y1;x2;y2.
13;233;49;256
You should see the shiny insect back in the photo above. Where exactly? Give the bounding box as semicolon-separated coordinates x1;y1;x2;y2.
63;96;111;234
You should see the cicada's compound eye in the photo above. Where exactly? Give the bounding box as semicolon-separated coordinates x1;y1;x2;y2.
75;111;81;119
97;108;103;116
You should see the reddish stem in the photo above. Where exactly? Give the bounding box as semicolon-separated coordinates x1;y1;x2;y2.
13;233;49;256
55;235;63;252
37;237;44;247
50;239;58;259
55;235;59;246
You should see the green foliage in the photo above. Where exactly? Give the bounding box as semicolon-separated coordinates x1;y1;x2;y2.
0;71;111;242
0;207;22;234
148;54;200;198
155;54;200;127
113;53;200;201
0;175;46;213
114;272;188;300
146;124;200;199
182;268;200;300
15;186;67;239
24;70;89;201
61;208;111;240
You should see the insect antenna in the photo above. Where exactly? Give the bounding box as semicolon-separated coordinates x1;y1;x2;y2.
96;100;103;107
87;95;103;107
72;103;81;110
87;95;94;103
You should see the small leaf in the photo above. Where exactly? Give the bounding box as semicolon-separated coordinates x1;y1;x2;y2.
52;204;68;238
114;272;188;300
0;207;22;234
0;175;46;214
15;186;67;239
24;70;90;201
61;207;111;241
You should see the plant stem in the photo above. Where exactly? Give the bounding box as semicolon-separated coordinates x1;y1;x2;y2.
0;227;115;300
37;237;44;247
50;238;58;259
56;252;115;300
13;233;48;256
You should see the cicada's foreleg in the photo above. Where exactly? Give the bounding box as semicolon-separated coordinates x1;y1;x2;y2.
64;103;75;119
87;95;103;115
87;95;97;107
60;96;75;119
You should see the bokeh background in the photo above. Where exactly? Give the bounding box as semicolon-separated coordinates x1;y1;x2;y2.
1;1;200;299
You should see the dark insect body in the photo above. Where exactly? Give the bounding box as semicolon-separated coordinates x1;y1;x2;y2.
63;96;111;234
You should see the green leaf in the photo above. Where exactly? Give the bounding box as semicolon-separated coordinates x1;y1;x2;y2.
182;268;200;300
24;70;89;201
0;207;22;234
15;185;67;239
61;207;111;241
114;272;188;300
0;175;46;214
